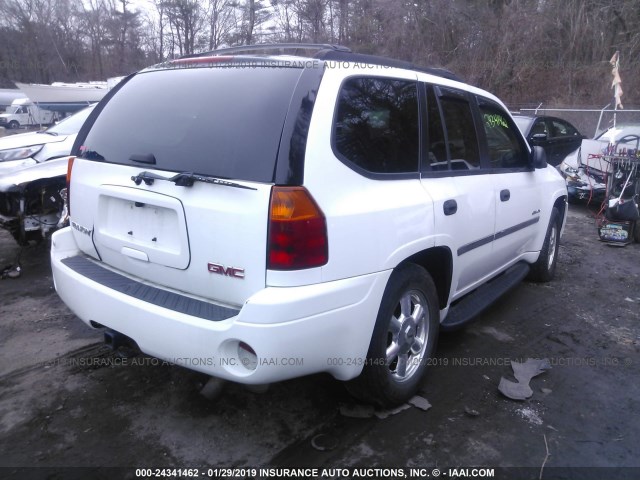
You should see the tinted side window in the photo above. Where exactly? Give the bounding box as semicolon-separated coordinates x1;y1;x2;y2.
530;119;548;137
438;90;480;169
550;119;578;137
334;77;419;174
479;103;528;169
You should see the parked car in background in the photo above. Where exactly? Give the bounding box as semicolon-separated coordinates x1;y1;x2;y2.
0;105;95;245
559;124;640;202
513;115;585;166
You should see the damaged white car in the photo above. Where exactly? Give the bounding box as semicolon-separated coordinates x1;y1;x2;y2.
559;125;640;202
0;157;68;245
0;106;94;244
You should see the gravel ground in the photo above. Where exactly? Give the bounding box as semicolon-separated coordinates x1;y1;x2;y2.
0;203;638;480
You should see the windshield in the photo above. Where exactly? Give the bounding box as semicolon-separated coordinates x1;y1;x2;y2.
513;116;533;136
47;105;95;135
79;66;305;183
595;125;640;143
5;105;20;114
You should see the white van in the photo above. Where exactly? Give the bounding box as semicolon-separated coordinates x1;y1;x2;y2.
0;98;56;129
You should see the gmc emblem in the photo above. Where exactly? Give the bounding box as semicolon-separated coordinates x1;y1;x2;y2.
207;263;245;279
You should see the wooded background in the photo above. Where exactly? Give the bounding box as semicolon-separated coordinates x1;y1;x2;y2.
0;0;638;108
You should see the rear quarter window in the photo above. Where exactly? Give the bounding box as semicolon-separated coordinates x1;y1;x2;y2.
78;66;305;183
333;77;419;176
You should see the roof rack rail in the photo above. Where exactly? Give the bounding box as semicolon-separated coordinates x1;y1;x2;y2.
184;43;351;59
179;42;461;83
315;50;462;82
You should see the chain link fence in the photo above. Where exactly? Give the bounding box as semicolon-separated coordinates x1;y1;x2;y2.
508;104;640;138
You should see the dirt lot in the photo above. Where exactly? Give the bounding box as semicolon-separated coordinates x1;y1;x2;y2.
0;203;639;480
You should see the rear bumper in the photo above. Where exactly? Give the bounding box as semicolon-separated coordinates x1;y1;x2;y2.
51;227;390;383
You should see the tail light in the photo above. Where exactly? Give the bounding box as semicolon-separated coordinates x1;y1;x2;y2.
66;156;75;215
268;187;328;270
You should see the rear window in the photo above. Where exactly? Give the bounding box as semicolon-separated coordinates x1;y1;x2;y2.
78;67;304;183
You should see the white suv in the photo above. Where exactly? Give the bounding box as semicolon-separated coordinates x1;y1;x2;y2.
51;44;567;406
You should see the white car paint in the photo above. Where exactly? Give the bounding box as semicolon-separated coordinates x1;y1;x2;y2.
0;105;94;176
0;156;68;190
51;56;567;390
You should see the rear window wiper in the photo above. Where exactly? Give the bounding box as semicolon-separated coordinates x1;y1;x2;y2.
131;171;257;190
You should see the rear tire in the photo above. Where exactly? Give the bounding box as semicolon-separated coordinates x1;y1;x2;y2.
346;264;439;408
634;220;640;243
528;207;560;282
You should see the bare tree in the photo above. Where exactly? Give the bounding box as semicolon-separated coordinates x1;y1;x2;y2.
271;0;297;42
298;0;327;42
160;0;206;56
246;0;255;43
0;0;638;105
207;0;235;49
235;0;269;45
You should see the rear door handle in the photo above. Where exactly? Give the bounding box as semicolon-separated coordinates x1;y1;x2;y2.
500;189;510;202
443;199;457;216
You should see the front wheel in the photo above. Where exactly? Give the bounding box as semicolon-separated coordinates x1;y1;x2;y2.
8;120;19;129
346;264;439;407
528;207;561;282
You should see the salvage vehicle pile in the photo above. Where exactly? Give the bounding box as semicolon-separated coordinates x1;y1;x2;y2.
559;127;640;244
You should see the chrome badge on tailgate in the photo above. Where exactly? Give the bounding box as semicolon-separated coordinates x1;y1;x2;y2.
207;262;245;279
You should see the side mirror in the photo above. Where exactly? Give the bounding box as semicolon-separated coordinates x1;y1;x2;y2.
532;146;547;169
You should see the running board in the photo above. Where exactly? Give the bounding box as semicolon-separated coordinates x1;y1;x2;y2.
441;262;530;331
